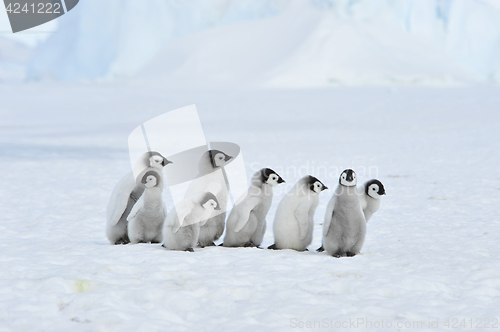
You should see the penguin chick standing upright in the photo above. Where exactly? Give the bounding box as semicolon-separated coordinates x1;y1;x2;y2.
358;179;386;222
322;169;366;257
316;178;386;252
223;168;285;248
163;193;221;252
106;152;171;245
127;170;166;244
194;149;232;247
269;176;328;251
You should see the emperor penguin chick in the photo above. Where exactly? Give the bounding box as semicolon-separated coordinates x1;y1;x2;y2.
358;179;386;222
223;168;285;248
106;151;171;245
163;193;220;252
322;169;366;257
269;176;328;251
316;178;386;252
194;149;233;247
127;170;167;244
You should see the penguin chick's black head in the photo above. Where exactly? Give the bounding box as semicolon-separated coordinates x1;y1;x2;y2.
148;151;172;166
339;169;355;185
209;149;232;168
141;170;160;186
201;192;221;210
305;176;328;191
261;168;285;184
365;179;386;196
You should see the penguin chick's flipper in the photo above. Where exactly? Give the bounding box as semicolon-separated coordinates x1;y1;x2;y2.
268;244;278;250
185;248;195;252
316;246;324;252
218;243;224;247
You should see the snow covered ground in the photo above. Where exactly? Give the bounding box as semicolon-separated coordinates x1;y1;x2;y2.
1;83;499;331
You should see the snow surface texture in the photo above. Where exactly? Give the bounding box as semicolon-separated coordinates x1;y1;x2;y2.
0;37;32;82
27;0;500;86
1;85;499;331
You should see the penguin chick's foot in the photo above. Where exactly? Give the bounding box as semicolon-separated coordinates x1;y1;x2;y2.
346;252;356;257
115;238;130;245
207;242;216;247
244;242;257;248
316;246;324;252
185;248;195;252
332;253;343;258
267;244;278;250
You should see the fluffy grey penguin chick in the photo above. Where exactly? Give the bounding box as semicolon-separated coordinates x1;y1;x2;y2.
316;178;386;252
195;149;233;247
106;151;171;245
359;179;386;222
163;192;220;252
223;168;285;248
127;170;167;244
322;169;366;257
268;176;327;251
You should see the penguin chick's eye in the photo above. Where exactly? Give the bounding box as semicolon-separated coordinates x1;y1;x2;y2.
372;188;376;190
271;176;276;180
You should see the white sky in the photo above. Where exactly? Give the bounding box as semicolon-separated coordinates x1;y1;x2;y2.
0;5;58;47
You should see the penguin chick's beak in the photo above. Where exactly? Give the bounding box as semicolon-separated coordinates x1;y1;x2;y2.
278;177;285;184
215;206;221;210
323;186;328;191
163;159;173;166
225;155;233;162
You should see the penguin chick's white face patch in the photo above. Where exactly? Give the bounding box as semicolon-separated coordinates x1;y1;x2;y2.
203;199;219;210
340;169;357;187
150;155;164;168
144;175;158;188
313;181;324;194
213;153;227;167
366;180;385;198
368;184;381;199
266;174;280;187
